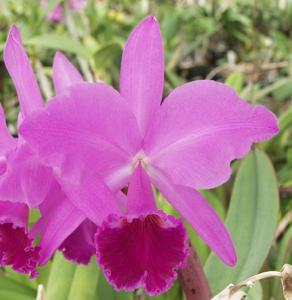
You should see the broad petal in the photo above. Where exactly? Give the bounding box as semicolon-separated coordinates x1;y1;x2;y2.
0;201;39;278
96;211;188;296
126;164;156;215
120;16;164;136
20;83;140;185
53;51;83;95
59;173;121;225
149;167;237;266
0;144;54;207
0;105;17;155
59;219;96;264
32;181;85;265
4;25;43;116
144;80;278;189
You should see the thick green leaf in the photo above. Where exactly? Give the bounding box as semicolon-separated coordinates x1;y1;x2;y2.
0;290;34;300
96;269;131;300
0;273;36;296
25;35;92;59
67;258;99;300
46;253;77;300
205;149;279;294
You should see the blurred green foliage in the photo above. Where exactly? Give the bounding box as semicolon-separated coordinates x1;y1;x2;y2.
0;0;291;299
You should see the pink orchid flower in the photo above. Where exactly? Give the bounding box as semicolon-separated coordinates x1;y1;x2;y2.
43;0;87;23
0;26;96;274
21;16;278;294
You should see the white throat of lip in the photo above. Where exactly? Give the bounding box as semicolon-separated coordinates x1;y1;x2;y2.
132;150;149;170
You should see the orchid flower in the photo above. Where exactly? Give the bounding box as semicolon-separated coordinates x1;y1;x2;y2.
0;26;96;273
43;0;87;23
20;16;278;294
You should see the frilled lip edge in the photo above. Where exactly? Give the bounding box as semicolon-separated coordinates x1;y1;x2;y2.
0;221;40;278
95;210;189;296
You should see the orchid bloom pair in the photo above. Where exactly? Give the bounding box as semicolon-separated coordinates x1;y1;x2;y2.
0;16;278;295
0;26;95;277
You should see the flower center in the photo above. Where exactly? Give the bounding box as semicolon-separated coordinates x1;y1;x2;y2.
132;150;149;170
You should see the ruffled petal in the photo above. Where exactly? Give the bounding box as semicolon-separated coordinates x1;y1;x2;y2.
149;167;237;266
31;181;85;265
59;219;96;264
20;83;140;185
0;144;54;207
0;201;39;278
96;211;188;296
120;16;164;136
53;51;83;95
144;80;278;189
4;25;43;116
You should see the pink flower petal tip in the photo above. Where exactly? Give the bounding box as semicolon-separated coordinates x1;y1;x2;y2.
0;223;39;278
95;211;188;296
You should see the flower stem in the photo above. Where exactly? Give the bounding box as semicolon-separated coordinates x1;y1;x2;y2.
178;240;212;300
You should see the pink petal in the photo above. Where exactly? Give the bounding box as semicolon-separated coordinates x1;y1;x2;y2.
0;144;54;207
96;211;188;296
32;181;85;265
53;51;83;95
59;219;96;264
68;0;87;11
20;83;140;186
0;201;27;227
47;4;64;23
4;25;43;116
126;164;156;215
144;80;278;189
149;167;237;266
0;201;39;278
0;104;17;155
120;15;164;136
59;173;121;225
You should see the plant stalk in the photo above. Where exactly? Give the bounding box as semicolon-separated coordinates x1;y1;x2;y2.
178;240;212;300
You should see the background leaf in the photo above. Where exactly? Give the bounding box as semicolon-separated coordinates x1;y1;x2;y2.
205;149;279;295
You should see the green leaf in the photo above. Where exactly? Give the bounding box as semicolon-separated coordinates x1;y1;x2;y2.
67;258;99;300
225;72;244;93
96;269;131;300
0;273;36;296
246;282;263;300
25;34;92;59
205;149;279;294
46;253;77;300
0;290;34;300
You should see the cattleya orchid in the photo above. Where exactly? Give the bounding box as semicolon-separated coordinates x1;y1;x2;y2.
20;16;278;294
0;25;96;275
